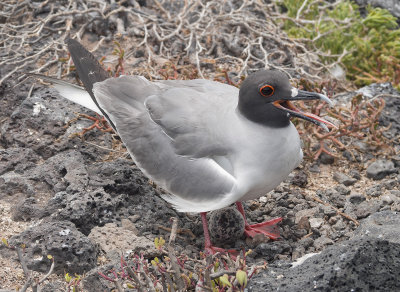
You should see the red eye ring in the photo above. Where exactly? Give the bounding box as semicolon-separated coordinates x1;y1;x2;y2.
259;85;275;97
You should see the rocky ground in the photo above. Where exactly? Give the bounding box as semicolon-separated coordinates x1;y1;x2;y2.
0;72;399;291
1;1;400;291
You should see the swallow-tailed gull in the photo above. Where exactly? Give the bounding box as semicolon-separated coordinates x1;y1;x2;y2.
29;38;335;253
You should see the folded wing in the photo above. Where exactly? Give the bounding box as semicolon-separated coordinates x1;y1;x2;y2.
145;79;239;158
93;76;239;212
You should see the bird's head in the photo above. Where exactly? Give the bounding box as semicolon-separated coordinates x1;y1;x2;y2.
238;70;335;131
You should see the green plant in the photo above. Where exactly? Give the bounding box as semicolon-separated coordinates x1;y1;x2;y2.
65;273;82;292
280;0;400;89
97;219;262;291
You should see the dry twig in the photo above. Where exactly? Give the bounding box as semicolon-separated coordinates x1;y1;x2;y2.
1;0;345;88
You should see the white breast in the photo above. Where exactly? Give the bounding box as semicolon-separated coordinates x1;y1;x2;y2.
232;122;302;202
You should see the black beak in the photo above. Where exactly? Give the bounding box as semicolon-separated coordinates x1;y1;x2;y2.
272;89;336;132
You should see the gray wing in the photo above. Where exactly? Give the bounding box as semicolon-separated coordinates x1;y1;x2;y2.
146;79;239;158
92;76;238;212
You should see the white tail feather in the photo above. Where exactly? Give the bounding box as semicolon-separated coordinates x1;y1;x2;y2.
27;73;101;114
53;83;101;114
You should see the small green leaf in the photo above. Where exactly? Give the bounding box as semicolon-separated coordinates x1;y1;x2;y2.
182;274;192;286
236;270;248;287
219;274;232;287
47;255;53;260
154;237;165;249
65;273;72;282
1;238;8;246
245;249;253;257
213;260;220;271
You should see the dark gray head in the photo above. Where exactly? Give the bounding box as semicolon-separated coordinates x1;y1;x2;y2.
238;70;334;130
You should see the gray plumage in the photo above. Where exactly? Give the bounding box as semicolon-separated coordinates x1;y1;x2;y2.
29;38;334;213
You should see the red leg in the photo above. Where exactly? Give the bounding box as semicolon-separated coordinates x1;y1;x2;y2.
235;202;282;240
201;212;238;256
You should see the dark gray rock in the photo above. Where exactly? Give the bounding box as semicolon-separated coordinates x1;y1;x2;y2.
248;237;400;291
349;169;361;180
1;138;182;238
334;184;351;196
366;160;397;180
332;218;347;231
357;82;399;99
321;205;336;217
333;172;357;186
41;281;66;292
254;241;292;261
290;170;308;187
0;171;36;198
0;150;89;199
11;197;43;221
343;149;362;163
9;221;97;274
82;263;116;291
353;201;381;219
392;155;400;168
298;237;314;250
316;189;346;208
308;164;320;173
380;194;394;206
391;190;400;198
348;193;366;204
353;141;369;152
313;236;334;250
0;147;40;176
366;184;382;197
0;88;114;159
46;159;178;236
318;152;335;165
382;178;399;189
352;211;400;244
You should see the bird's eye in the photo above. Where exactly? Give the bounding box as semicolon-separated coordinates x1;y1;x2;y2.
259;85;274;97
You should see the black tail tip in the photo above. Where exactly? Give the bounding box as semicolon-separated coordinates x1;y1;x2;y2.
65;38;82;50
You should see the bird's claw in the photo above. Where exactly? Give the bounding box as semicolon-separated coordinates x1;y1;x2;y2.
244;217;282;240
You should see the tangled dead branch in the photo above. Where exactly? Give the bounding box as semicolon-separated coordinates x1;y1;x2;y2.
294;86;395;161
1;0;348;88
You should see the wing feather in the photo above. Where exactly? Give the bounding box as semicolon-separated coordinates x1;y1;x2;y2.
145;79;239;158
93;76;238;212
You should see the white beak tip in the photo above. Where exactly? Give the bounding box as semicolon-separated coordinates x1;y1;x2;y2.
319;93;333;107
320;123;330;132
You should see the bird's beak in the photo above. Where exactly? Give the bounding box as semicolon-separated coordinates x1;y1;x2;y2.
272;89;336;132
